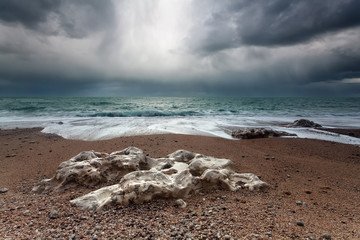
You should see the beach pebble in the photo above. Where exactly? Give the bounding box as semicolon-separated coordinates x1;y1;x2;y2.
6;154;16;158
23;210;30;215
295;200;307;206
175;199;187;208
0;188;9;193
296;221;304;226
265;232;272;237
49;210;59;219
321;233;331;239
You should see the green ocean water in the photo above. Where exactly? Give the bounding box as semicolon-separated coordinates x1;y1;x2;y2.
1;97;359;144
1;97;359;118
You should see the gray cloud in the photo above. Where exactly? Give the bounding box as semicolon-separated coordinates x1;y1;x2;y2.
0;0;116;38
0;0;359;97
235;0;360;46
0;0;60;29
188;0;360;53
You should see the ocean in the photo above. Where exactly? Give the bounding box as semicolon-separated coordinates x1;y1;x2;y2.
1;97;360;144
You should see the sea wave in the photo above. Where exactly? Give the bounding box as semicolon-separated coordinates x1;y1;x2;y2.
78;110;201;118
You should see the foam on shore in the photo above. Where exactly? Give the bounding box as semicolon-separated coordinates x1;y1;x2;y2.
1;115;360;145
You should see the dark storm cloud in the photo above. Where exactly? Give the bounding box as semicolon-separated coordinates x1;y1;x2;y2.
0;0;59;29
0;0;116;38
189;0;360;53
234;0;360;46
0;0;359;97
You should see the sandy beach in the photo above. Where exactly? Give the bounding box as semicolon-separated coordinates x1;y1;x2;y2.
1;128;360;239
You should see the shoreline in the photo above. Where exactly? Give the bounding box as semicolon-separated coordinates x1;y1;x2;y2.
316;127;360;138
1;128;360;238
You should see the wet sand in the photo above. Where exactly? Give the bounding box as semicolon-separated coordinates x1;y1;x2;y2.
1;128;360;239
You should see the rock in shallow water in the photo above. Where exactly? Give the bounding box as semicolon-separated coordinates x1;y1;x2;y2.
33;147;268;210
287;119;322;128
231;128;296;139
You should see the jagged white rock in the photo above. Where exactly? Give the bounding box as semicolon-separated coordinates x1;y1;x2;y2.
33;147;268;210
32;147;147;193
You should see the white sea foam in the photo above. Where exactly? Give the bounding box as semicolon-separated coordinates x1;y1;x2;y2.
23;116;360;145
1;113;360;145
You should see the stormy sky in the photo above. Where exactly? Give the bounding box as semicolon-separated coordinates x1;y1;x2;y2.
0;0;360;97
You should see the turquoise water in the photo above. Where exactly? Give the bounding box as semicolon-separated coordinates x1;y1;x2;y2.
1;97;359;118
1;97;360;144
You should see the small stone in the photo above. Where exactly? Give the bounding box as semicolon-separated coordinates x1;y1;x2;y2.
174;199;187;208
23;210;30;215
49;210;59;219
305;190;312;194
0;188;9;193
265;232;272;237
251;234;260;240
224;235;231;240
296;200;303;205
296;221;304;226
6;154;16;158
321;233;331;239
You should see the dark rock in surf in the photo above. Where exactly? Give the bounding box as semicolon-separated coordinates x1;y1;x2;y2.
231;128;296;139
287;119;322;128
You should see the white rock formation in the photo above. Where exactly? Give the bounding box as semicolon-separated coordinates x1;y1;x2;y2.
33;147;268;210
32;147;147;193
